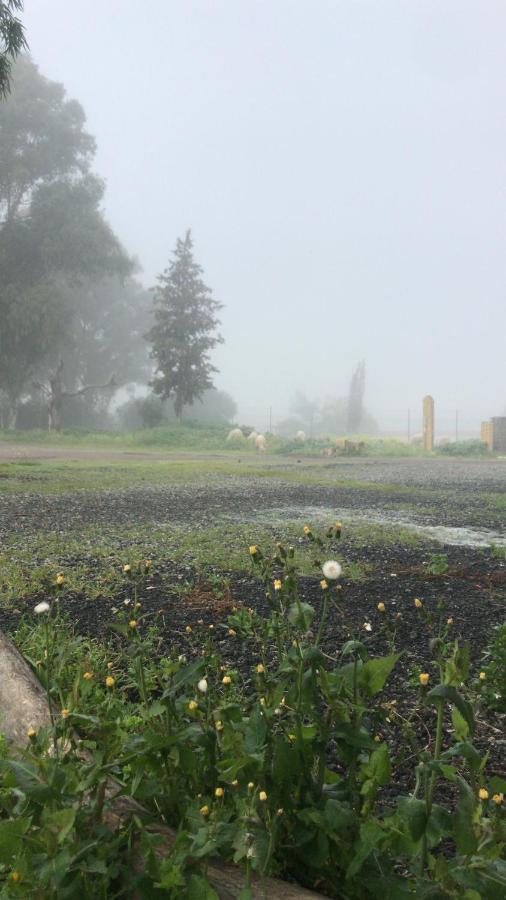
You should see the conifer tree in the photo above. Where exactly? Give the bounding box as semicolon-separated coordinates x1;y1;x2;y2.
347;360;366;433
146;231;223;420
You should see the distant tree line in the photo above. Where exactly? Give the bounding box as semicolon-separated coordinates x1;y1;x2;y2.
279;362;376;438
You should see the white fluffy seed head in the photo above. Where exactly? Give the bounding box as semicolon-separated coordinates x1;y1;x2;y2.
34;601;50;615
322;560;342;581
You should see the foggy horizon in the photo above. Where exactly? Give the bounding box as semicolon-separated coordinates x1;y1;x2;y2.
21;0;506;435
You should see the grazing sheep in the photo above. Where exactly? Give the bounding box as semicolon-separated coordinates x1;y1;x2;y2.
247;430;258;442
255;434;266;452
226;428;243;442
322;447;334;457
295;430;306;442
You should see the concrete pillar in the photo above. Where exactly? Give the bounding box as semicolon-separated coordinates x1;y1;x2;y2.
480;421;493;451
422;395;434;451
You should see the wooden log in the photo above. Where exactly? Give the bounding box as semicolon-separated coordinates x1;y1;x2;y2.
0;629;325;899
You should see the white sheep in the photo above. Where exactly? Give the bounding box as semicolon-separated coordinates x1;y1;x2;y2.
247;430;258;442
226;428;244;441
295;430;306;442
255;434;266;452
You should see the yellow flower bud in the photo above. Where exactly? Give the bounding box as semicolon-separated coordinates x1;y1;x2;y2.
259;790;267;801
222;675;231;685
479;788;489;801
249;545;258;555
123;564;131;574
56;573;65;586
199;805;210;816
256;663;265;674
83;671;93;680
303;525;311;535
247;781;254;791
61;708;70;718
377;602;386;613
228;628;236;636
105;676;115;688
128;619;138;630
320;579;328;590
273;579;282;591
215;787;224;798
479;671;486;681
492;793;504;805
231;779;239;786
447;617;453;625
215;720;223;731
27;728;36;739
185;625;193;634
188;700;198;711
10;871;21;882
419;673;430;686
414;598;423;609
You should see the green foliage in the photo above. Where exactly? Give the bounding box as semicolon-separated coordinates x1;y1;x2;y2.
0;526;504;897
480;622;506;713
437;440;489;457
0;57;132;426
146;230;223;419
425;553;449;576
0;2;26;98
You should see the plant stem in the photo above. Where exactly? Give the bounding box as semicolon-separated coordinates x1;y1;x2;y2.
420;697;444;874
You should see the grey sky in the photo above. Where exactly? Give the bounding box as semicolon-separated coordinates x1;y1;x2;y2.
23;0;505;434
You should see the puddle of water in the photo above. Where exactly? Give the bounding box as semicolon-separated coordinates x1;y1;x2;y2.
237;506;506;549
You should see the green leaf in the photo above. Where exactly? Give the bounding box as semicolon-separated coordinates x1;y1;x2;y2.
397;798;427;841
454;778;478;854
0;818;31;863
427;684;475;734
244;705;267;755
187;874;220;899
452;705;469;740
358;653;401;697
287;601;315;629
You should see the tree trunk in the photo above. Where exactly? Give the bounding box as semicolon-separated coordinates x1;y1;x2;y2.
0;628;325;899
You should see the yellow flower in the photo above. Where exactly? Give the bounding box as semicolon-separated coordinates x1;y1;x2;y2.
188;700;198;711
492;793;504;805
105;676;115;688
231;779;239;786
123;564;131;574
215;720;224;731
335;521;342;530
83;671;93;680
10;871;21;882
145;559;152;569
414;598;423;609
61;708;70;718
208;624;214;631
27;728;36;739
259;790;268;801
447;617;454;625
273;579;282;591
303;525;311;535
479;671;486;681
199;805;210;816
320;579;328;590
56;573;65;586
222;675;232;685
374;734;381;742
256;663;265;674
228;628;236;636
377;602;386;613
134;602;141;610
247;781;254;791
128;620;138;630
259;697;265;706
249;545;258;555
479;788;489;801
215;787;224;798
419;673;430;686
185;625;193;634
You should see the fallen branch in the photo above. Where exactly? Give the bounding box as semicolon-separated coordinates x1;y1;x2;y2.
0;628;325;899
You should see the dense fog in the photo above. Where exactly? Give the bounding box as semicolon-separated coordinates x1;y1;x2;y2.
2;1;505;437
